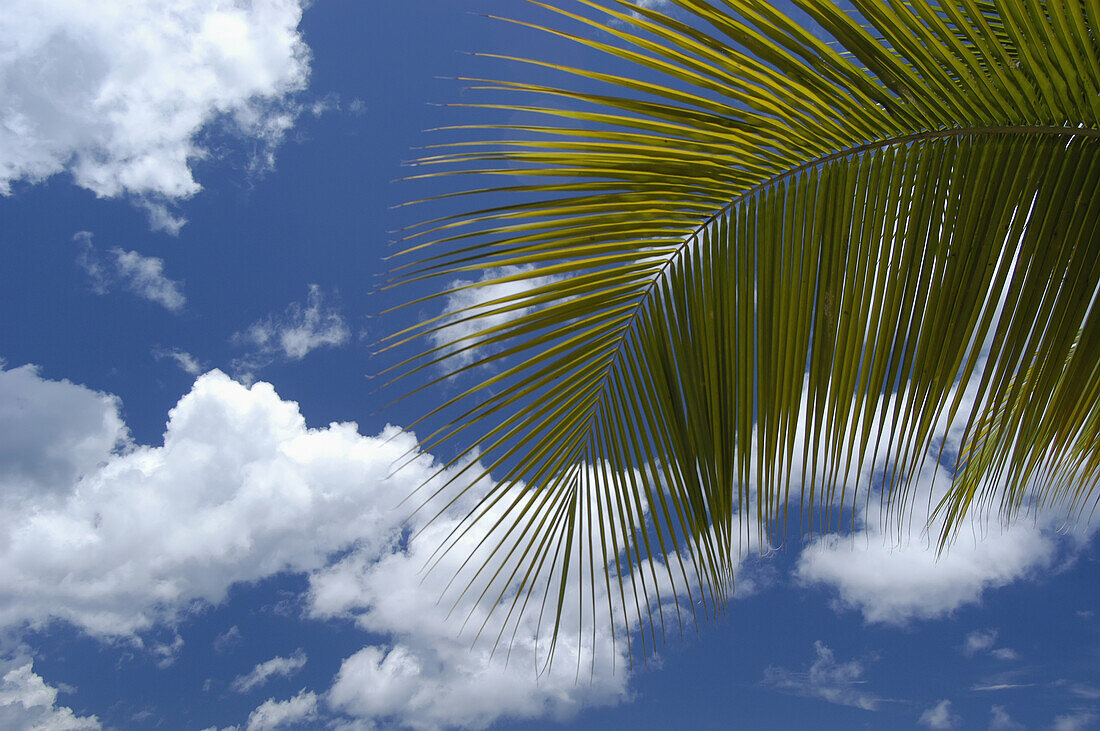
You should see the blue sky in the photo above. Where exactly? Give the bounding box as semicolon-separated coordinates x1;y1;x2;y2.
0;1;1097;729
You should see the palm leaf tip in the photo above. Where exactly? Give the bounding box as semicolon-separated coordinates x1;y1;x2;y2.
385;0;1100;661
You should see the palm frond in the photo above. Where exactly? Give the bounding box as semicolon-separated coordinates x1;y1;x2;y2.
383;0;1100;659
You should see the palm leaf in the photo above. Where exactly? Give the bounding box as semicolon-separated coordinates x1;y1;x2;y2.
382;0;1100;660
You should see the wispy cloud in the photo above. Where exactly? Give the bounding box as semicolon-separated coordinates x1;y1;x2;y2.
232;285;349;379
762;641;885;710
1071;684;1100;700
963;629;1019;661
964;629;998;656
152;634;184;669
1052;711;1099;731
918;700;961;729
231;650;307;694
429;265;564;373
971;683;1037;692
245;689;317;731
213;626;242;654
625;0;674;19
991;648;1020;661
76;232;185;312
152;347;204;376
990;704;1025;730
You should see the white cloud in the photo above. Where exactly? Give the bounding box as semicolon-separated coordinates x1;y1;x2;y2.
313;462;670;729
1072;685;1100;700
324;629;626;730
762;641;883;711
971;683;1035;692
76;232;186;312
232;651;307;694
1052;712;1098;731
111;249;187;312
990;704;1024;730
429;266;564;372
965;629;998;656
797;510;1057;625
0;0;310;229
152;634;185;669
153;347;205;376
919;699;961;729
234;285;349;377
796;469;1062;624
0;364;413;636
0;362;644;728
0;362;128;506
213;626;243;654
0;659;100;730
309;453;747;730
963;629;1018;661
624;0;674;20
307;93;341;118
245;690;317;731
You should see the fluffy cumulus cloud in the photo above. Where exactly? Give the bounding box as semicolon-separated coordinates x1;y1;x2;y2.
762;641;884;711
0;361;641;728
796;480;1060;625
76;232;186;312
308;457;692;728
0;363;421;636
0;0;310;230
0;658;100;730
233;285;349;378
0;362;128;506
317;552;631;731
